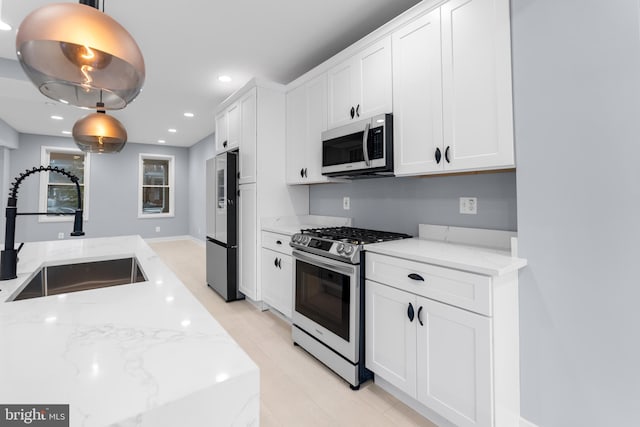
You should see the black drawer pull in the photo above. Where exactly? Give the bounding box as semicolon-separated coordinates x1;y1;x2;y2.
435;147;442;164
407;303;415;322
276;240;282;245
300;168;304;178
408;273;425;282
223;140;228;148
417;306;424;326
274;257;278;268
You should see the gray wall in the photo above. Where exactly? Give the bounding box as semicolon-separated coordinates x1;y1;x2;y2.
188;133;215;241
9;134;189;242
310;172;517;236
512;1;640;426
0;116;18;149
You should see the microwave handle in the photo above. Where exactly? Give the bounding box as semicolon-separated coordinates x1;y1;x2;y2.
362;123;371;166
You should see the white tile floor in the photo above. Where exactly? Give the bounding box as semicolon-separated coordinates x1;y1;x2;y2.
150;239;437;427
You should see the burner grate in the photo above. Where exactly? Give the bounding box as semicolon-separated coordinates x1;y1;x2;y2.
300;227;411;245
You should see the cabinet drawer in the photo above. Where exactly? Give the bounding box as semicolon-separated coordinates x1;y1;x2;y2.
261;231;292;255
365;252;491;316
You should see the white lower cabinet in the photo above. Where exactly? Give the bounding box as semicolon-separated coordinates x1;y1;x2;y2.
365;249;521;427
238;183;257;299
366;280;491;427
260;231;293;318
260;248;293;318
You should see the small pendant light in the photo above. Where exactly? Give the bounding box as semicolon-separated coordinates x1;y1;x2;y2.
73;102;127;153
0;0;11;31
16;1;145;110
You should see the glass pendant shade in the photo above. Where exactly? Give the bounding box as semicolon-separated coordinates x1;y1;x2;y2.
16;3;145;110
73;108;127;153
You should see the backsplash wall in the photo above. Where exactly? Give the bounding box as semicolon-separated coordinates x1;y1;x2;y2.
309;171;517;236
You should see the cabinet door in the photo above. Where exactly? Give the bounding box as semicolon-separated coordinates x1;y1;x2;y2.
215;111;228;153
238;183;257;300
356;36;392;120
392;9;444;176
304;73;329;182
239;88;257;184
441;0;514;172
365;280;417;398
227;102;241;150
327;59;355;129
285;83;308;184
416;296;492;427
261;248;293;319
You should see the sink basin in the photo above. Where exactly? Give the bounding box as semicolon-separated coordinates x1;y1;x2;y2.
11;257;146;301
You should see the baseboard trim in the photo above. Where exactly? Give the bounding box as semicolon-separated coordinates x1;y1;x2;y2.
521;417;540;427
145;235;205;246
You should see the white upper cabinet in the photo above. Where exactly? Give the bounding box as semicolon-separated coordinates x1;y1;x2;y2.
286;74;331;184
227;102;241;151
327;36;392;129
393;0;514;176
239;88;257;184
392;9;444;176
215;111;228;154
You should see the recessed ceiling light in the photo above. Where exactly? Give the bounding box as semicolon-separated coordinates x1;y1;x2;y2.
50;115;63;120
184;112;194;118
62;130;71;135
158;139;166;144
168;128;177;133
218;75;232;83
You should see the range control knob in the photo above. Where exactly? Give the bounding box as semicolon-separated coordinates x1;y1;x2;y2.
302;236;310;244
336;243;345;253
292;235;300;243
343;245;354;255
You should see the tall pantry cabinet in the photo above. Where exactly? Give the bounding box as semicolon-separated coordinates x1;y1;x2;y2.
214;79;309;302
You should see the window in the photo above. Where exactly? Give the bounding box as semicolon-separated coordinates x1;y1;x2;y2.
139;154;174;218
39;146;90;222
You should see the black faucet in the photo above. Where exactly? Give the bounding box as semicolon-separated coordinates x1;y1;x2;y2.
0;166;85;281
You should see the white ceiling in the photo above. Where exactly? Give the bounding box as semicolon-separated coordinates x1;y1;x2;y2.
0;0;422;147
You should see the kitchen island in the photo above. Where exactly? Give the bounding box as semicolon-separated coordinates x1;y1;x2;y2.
0;235;259;427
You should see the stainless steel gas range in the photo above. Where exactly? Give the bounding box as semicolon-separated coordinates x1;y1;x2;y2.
290;226;411;389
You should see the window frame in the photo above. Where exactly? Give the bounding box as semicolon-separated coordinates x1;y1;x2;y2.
39;146;90;223
138;153;175;219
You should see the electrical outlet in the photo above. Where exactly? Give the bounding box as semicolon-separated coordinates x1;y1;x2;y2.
459;197;478;215
155;226;161;233
58;232;64;239
343;197;350;210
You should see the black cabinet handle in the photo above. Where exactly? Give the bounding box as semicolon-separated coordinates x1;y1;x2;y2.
435;147;442;164
223;140;228;148
276;240;282;245
356;104;360;117
300;168;304;178
350;107;355;119
304;168;308;178
408;273;425;282
445;146;451;163
417;306;424;326
274;257;278;268
277;258;282;269
407;303;415;322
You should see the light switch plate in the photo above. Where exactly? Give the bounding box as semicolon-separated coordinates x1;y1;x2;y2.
459;197;477;215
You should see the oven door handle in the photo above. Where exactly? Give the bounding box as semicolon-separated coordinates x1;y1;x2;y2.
292;250;356;276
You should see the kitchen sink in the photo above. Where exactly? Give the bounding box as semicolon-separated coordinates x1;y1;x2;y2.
11;257;147;301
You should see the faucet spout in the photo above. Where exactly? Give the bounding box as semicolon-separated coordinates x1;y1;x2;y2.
1;166;86;281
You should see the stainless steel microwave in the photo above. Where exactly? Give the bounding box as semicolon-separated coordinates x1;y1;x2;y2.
321;113;393;177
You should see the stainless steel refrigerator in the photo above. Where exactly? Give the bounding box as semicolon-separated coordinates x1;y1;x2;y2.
206;150;243;301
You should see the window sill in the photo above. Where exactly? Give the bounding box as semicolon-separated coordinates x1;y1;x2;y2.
138;213;175;219
38;215;87;223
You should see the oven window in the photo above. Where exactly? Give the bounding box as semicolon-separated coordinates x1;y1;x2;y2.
295;259;350;341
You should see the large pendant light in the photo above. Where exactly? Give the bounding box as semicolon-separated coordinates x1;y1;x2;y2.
15;1;145;110
73;102;127;153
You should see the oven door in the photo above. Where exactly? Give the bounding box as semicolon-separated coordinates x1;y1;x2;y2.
292;250;359;363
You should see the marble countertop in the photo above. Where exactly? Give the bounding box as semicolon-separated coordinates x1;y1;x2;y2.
365;237;527;276
0;236;259;427
261;215;351;236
